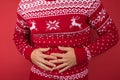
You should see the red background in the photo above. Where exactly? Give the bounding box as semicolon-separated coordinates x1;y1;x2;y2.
0;0;120;80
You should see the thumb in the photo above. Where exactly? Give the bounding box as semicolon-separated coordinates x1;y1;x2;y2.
58;46;70;51
38;47;50;52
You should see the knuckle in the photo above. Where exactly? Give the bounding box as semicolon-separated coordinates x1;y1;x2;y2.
64;59;68;62
46;61;50;65
65;63;69;65
44;54;49;57
45;67;50;71
42;60;46;64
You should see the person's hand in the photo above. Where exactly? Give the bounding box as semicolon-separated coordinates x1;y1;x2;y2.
49;46;77;73
31;47;57;71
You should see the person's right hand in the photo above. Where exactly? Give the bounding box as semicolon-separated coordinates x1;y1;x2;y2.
31;47;57;71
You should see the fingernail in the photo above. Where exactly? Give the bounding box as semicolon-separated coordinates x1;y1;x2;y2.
59;71;61;73
54;57;57;59
52;67;54;69
48;47;50;50
53;65;56;67
58;46;60;48
49;60;53;63
53;67;56;70
50;69;53;71
53;67;55;69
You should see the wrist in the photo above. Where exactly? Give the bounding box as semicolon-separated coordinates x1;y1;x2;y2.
74;47;88;64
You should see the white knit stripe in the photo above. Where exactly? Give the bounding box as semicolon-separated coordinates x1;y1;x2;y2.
88;0;101;16
33;26;90;36
19;0;95;11
31;65;88;80
17;0;101;19
84;46;92;61
96;16;112;31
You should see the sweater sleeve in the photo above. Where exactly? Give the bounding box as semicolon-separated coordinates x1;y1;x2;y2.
13;13;35;62
74;0;119;64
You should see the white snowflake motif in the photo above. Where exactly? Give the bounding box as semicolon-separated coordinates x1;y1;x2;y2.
98;9;106;21
46;20;60;31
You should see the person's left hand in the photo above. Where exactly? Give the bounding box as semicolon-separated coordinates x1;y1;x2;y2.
49;46;77;73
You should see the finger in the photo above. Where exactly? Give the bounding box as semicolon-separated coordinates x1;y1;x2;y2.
38;47;50;52
53;63;68;70
50;53;64;58
41;59;56;67
59;66;71;73
58;46;71;51
37;62;53;71
35;58;53;71
49;59;67;64
40;53;57;60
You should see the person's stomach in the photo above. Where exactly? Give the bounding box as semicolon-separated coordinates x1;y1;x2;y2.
30;25;90;75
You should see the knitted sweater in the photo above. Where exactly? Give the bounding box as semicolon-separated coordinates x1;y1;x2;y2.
13;0;119;80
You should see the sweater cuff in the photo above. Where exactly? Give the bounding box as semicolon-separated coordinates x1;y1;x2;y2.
74;47;88;64
24;47;35;62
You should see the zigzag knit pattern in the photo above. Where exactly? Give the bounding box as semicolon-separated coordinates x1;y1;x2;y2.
13;0;119;80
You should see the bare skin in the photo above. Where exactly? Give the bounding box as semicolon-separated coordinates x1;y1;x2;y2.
31;47;57;71
31;46;77;73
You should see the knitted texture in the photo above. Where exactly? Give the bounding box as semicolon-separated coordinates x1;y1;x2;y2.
13;0;119;80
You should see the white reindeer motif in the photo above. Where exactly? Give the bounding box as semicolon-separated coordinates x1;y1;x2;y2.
30;22;37;31
70;16;81;29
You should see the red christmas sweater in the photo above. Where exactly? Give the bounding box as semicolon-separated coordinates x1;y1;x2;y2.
13;0;119;80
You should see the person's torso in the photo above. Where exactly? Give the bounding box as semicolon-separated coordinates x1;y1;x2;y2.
18;0;100;48
18;0;100;79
